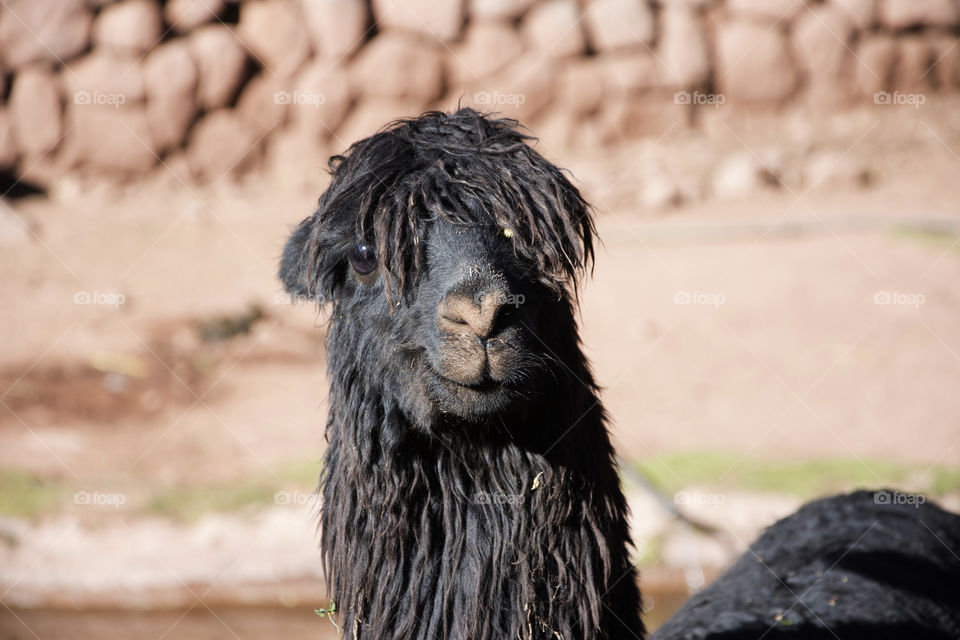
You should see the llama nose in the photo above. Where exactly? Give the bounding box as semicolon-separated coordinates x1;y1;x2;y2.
437;289;507;339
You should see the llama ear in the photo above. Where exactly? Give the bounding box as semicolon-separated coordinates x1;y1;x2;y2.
279;217;325;302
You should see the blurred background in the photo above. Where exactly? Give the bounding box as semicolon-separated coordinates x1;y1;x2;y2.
1;0;959;637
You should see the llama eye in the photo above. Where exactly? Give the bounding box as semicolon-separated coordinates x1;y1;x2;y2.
348;243;378;275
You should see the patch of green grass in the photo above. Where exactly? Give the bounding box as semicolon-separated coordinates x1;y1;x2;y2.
0;457;323;522
274;458;323;486
738;458;909;496
135;458;322;521
146;483;279;522
887;226;960;254
930;467;960;495
634;452;740;494
634;536;665;568
632;452;920;498
0;470;70;518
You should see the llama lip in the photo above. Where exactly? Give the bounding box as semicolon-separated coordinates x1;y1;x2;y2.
427;366;517;414
435;371;501;394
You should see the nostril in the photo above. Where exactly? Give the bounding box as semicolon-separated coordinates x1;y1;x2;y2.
493;303;514;324
438;290;508;339
438;294;482;336
441;312;469;326
440;307;470;324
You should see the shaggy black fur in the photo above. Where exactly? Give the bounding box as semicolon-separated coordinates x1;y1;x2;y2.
653;490;960;640
280;109;644;639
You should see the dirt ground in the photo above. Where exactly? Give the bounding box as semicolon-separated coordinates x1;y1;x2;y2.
1;104;959;636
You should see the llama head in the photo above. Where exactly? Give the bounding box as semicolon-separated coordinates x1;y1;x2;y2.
280;109;595;428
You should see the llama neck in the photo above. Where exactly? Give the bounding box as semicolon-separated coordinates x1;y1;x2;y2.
319;370;644;640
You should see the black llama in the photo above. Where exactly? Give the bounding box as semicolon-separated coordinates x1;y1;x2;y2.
280;108;644;639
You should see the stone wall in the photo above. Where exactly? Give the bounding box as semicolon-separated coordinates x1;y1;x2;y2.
1;0;958;187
